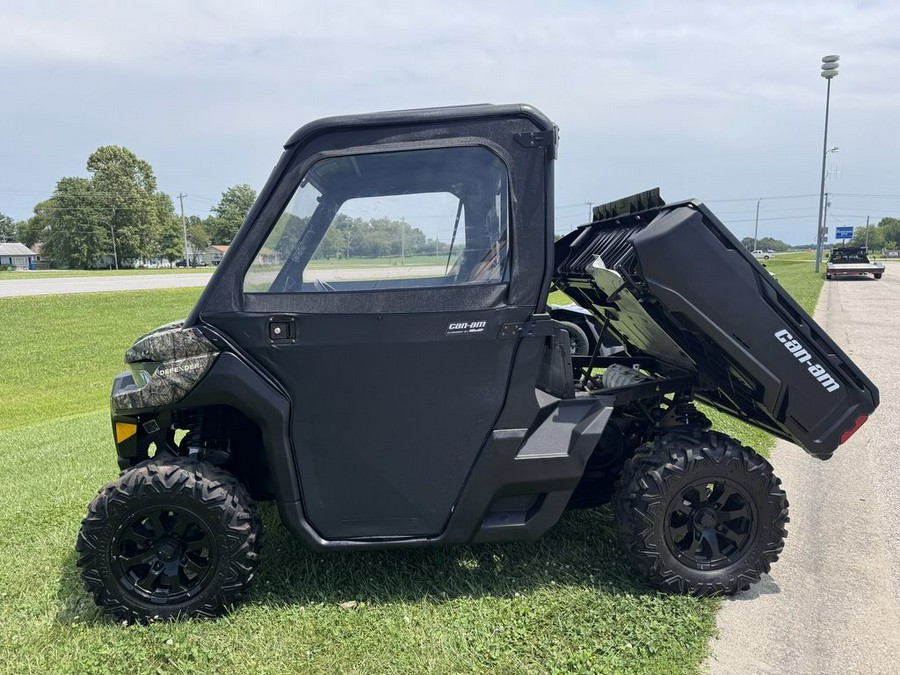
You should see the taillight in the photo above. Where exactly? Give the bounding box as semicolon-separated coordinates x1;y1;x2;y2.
840;415;868;444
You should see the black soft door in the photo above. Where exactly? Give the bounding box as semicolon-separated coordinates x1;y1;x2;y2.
216;143;534;539
199;107;555;541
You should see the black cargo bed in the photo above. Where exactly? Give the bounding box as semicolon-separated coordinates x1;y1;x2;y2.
553;192;878;459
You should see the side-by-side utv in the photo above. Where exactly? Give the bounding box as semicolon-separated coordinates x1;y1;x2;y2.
77;105;878;622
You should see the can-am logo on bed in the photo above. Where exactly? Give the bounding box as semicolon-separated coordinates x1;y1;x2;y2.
775;329;840;393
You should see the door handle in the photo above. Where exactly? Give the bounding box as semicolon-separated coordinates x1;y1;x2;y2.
268;316;297;342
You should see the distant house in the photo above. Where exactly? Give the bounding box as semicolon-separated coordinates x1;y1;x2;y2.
209;245;229;266
0;243;37;270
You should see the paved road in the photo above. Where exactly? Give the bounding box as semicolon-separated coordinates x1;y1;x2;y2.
0;265;448;298
708;274;900;674
0;273;214;297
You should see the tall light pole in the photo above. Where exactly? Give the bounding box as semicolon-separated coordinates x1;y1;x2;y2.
815;55;840;273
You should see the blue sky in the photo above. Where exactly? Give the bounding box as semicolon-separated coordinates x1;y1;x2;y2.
2;0;899;244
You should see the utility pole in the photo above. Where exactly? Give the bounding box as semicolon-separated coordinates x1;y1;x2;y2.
822;192;831;253
178;193;189;266
400;222;405;265
864;215;870;251
753;198;761;251
109;217;119;270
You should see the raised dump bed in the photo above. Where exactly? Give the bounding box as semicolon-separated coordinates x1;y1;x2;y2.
553;189;878;459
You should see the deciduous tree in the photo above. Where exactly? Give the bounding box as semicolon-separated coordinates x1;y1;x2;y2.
207;184;257;244
87;145;162;264
0;212;17;242
41;177;109;268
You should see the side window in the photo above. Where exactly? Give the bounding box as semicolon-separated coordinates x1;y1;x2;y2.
244;147;509;293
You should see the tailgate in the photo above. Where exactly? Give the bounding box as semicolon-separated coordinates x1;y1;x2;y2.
553;194;878;458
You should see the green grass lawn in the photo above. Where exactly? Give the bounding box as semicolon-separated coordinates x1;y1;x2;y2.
0;289;202;431
0;257;823;673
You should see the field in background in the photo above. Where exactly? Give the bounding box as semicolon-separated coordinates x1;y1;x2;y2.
0;255;822;673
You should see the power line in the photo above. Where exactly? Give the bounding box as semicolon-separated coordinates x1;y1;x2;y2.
705;193;820;203
723;214;818;224
831;192;900;199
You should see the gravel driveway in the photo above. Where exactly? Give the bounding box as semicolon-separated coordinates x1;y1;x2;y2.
708;273;900;674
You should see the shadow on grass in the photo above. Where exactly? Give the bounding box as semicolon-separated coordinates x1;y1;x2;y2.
56;505;653;625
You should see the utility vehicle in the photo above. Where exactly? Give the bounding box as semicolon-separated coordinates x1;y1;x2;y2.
77;104;878;622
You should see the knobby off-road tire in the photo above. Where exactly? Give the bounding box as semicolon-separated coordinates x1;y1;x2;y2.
77;459;262;623
612;431;788;596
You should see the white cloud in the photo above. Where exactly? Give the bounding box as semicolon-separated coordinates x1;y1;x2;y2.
1;0;899;242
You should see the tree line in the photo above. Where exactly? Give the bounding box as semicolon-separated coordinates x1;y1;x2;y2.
741;218;900;253
271;213;450;262
740;236;791;252
1;145;256;269
1;145;449;268
844;217;900;251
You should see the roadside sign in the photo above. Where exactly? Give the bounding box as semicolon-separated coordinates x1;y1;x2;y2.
836;226;853;239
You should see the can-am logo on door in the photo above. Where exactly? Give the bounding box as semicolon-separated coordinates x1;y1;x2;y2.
446;320;487;336
775;329;840;393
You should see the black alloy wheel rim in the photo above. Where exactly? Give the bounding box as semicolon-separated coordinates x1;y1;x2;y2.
664;478;756;571
570;334;584;355
111;506;217;605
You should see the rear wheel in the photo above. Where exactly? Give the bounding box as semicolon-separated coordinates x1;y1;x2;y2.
612;431;788;595
558;320;590;356
77;459;262;622
875;273;882;279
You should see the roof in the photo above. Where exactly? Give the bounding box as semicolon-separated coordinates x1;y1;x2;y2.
211;245;229;253
284;103;555;149
0;243;35;256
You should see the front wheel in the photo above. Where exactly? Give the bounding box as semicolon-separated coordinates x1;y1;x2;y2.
77;459;262;622
612;431;788;595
